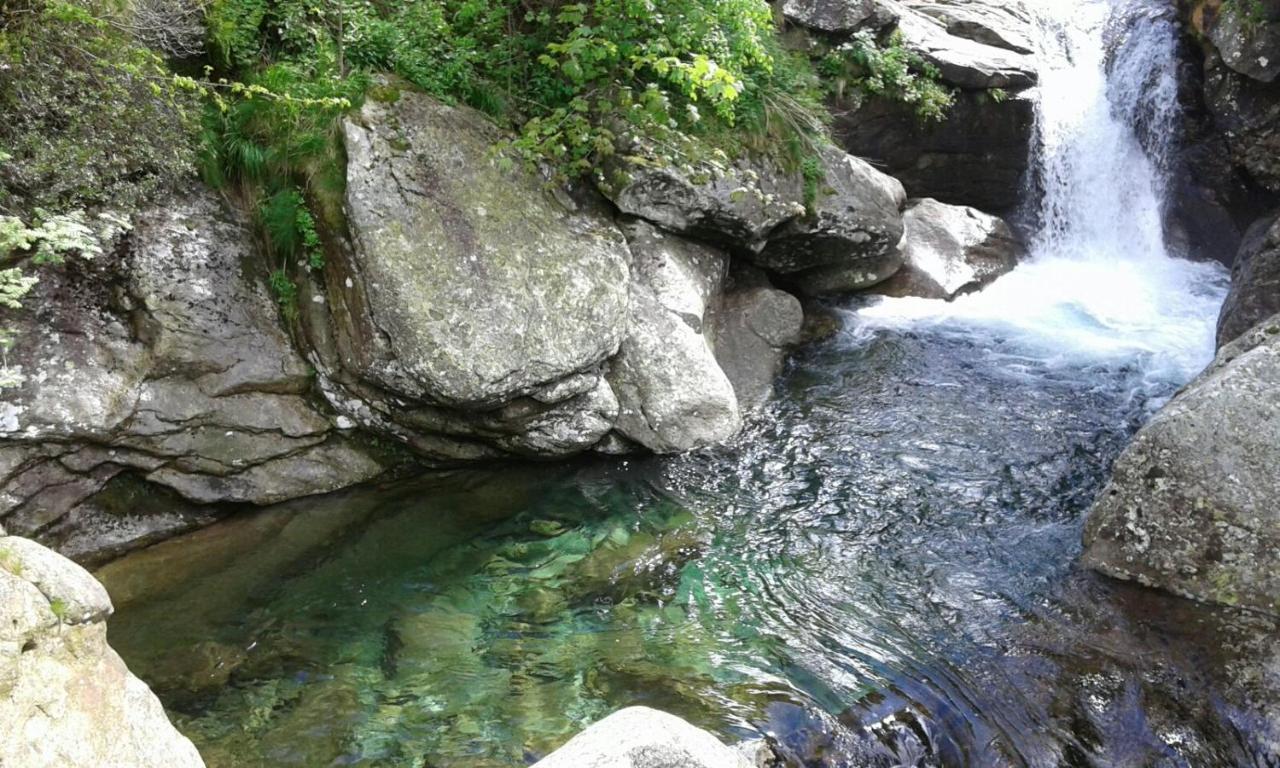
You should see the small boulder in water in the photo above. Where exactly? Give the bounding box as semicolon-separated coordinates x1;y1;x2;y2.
1083;316;1280;617
531;706;764;768
873;198;1023;300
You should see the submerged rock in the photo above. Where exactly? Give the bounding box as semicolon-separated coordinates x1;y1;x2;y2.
874;197;1022;299
0;536;204;767
531;706;760;768
1218;211;1280;347
1083;316;1280;617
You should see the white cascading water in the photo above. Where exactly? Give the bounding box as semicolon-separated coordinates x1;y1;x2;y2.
856;0;1229;392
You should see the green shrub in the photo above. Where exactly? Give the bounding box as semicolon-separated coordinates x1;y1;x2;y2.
819;30;954;122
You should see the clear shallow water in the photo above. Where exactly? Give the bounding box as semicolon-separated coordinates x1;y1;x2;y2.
99;329;1279;767
98;0;1280;765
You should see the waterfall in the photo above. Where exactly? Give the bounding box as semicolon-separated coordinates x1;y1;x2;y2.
857;0;1228;394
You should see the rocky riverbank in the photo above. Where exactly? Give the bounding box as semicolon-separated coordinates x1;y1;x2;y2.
1;76;1025;565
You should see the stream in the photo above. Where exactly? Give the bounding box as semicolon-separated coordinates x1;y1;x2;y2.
98;0;1280;766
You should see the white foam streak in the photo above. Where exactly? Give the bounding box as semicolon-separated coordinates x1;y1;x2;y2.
855;0;1228;389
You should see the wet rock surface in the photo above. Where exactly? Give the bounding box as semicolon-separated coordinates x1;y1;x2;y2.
1218;210;1280;346
873;198;1022;299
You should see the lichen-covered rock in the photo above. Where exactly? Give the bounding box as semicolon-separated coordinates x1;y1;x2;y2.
531;707;757;768
603;154;807;253
0;536;204;767
1082;317;1280;616
340;89;631;408
1218;211;1280;347
607;223;741;453
0;188;381;562
874;198;1021;299
310;85;631;461
1199;0;1280;83
711;266;805;410
753;147;907;276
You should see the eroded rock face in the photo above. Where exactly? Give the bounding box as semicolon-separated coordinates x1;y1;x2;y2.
607;222;741;453
0;536;204;767
531;707;759;768
1218;211;1280;347
0;189;381;563
1083;317;1280;617
874;197;1021;299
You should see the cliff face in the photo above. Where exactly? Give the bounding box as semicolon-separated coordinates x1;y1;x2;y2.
0;535;205;767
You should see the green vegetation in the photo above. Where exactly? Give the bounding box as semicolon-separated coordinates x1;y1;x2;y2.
0;0;956;315
818;30;954;122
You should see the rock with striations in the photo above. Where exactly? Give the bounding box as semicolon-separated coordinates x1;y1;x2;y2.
0;188;382;563
873;197;1022;300
531;707;760;768
1082;316;1280;617
0;535;205;767
1218;210;1280;347
893;2;1038;89
607;221;742;453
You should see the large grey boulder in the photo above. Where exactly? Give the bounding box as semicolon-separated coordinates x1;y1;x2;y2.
0;188;381;563
602;144;904;270
1082;317;1280;616
313;85;632;461
532;707;758;768
0;536;205;767
607;222;741;453
874;197;1021;299
782;0;898;33
341;90;631;408
755;147;907;277
894;3;1038;90
1218;211;1280;347
906;0;1036;55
